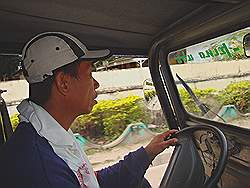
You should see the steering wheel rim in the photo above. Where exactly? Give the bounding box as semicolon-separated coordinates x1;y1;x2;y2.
161;124;228;188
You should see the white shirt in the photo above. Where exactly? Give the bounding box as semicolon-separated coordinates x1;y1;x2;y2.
17;99;100;188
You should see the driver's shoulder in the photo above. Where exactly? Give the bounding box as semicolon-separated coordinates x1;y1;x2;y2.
0;122;79;187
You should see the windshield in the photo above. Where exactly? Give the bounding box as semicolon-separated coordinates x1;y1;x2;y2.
168;27;250;129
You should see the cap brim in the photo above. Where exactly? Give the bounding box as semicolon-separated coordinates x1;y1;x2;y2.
80;49;111;60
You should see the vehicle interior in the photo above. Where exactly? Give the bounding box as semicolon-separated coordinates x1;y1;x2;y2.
0;0;250;188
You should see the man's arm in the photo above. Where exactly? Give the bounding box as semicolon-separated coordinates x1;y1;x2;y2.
96;147;151;188
96;130;178;188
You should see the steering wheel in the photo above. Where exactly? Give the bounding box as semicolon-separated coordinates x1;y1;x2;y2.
160;125;228;188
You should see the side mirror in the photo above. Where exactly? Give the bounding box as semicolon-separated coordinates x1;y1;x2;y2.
143;79;161;111
243;33;250;57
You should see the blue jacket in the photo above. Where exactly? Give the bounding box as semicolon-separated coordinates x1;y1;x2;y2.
0;122;151;188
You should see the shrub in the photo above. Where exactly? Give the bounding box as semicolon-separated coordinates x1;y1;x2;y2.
7;81;250;141
178;81;250;115
218;81;250;113
72;96;149;141
178;88;218;115
9;113;19;131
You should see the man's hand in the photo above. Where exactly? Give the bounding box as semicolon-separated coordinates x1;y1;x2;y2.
145;129;178;162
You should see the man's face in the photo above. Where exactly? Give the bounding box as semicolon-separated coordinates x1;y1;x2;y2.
68;60;99;115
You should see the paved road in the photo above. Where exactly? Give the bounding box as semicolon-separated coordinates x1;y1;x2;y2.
87;116;250;187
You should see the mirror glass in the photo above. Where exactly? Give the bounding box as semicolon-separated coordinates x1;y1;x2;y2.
143;79;161;111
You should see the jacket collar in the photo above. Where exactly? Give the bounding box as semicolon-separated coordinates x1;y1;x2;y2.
17;99;74;147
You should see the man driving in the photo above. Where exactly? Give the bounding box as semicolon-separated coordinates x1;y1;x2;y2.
0;32;177;188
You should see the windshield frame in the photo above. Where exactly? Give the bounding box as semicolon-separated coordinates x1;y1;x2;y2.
149;34;250;130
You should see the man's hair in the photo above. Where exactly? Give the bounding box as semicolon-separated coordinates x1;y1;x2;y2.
29;60;80;106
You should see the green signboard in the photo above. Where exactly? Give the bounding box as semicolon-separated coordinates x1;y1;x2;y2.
170;27;249;65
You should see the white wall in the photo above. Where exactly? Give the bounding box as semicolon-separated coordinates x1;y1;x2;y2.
1;59;249;115
0;80;29;103
93;67;151;90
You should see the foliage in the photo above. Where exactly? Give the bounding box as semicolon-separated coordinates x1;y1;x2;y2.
178;88;218;115
9;113;19;131
144;90;156;102
7;81;250;141
217;81;250;113
72;96;149;141
178;81;250;115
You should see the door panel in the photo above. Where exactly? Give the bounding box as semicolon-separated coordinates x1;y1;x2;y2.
188;119;250;188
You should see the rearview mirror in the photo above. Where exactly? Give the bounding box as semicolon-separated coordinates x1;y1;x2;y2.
143;79;161;111
243;33;250;57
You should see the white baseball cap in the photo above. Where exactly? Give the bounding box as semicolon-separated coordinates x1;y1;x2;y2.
21;32;111;83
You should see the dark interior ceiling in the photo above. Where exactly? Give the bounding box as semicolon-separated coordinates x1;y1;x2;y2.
0;0;249;55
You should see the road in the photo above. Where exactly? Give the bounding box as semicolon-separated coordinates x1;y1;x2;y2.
87;139;174;188
87;116;250;187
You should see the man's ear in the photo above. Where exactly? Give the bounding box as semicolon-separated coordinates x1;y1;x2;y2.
54;72;72;96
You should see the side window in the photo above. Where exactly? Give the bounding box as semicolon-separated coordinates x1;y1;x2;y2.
168;27;250;129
